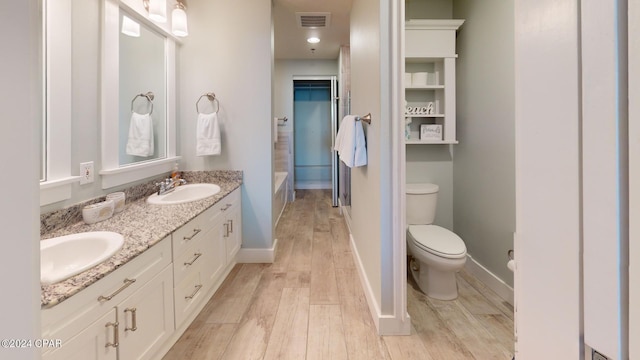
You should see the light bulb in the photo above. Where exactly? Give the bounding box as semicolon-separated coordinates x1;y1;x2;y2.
172;4;188;37
148;0;166;23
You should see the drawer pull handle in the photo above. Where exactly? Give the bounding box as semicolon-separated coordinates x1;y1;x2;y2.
221;204;231;211
124;308;137;332
183;228;201;241
105;321;119;348
223;223;229;237
184;252;202;266
185;284;203;300
98;278;136;302
228;219;233;233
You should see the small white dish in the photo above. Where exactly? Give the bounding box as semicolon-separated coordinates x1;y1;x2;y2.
106;192;126;213
82;200;115;224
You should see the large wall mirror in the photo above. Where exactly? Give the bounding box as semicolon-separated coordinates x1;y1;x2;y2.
118;10;167;166
101;0;179;189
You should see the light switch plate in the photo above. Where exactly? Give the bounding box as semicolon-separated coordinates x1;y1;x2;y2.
80;161;94;185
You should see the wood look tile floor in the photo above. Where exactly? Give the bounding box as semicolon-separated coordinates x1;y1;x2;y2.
163;189;515;360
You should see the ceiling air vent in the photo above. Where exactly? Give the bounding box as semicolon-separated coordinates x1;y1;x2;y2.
296;12;331;28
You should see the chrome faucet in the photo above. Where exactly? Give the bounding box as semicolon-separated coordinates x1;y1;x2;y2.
155;177;187;195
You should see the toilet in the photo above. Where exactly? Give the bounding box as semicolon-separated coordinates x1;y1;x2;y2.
406;183;467;300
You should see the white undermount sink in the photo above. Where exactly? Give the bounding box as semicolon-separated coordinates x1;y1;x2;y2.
147;183;221;205
41;231;124;285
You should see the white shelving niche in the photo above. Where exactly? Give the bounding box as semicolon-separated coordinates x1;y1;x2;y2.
404;19;464;145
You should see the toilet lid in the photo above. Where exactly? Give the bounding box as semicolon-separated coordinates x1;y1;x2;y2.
408;225;466;259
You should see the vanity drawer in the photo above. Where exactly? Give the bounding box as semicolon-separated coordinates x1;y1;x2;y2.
173;230;208;284
172;200;224;257
174;269;206;327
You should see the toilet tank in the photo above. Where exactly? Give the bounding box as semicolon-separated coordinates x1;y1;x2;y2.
406;183;439;225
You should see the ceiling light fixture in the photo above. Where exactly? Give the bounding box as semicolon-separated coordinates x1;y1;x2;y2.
307;37;320;44
172;0;188;37
143;0;167;23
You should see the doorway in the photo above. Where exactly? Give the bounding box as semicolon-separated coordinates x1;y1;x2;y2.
292;77;339;205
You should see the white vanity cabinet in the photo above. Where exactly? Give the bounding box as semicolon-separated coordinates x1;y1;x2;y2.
404;19;464;144
42;186;243;360
42;238;174;360
172;187;242;328
172;204;225;327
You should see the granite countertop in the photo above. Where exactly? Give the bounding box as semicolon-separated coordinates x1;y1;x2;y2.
40;171;242;309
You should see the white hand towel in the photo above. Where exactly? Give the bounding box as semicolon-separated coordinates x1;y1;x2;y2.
354;119;367;167
274;117;279;144
126;112;154;157
334;115;367;168
196;112;221;156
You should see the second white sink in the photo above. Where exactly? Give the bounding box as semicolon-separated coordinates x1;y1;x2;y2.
41;231;124;285
147;183;221;205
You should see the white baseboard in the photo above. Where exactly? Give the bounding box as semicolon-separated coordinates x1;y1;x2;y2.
348;233;411;335
348;233;382;332
237;239;278;263
294;181;331;189
464;254;514;306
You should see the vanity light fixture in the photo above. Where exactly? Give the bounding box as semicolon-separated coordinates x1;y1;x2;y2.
307;37;320;44
143;0;167;23
121;15;141;37
172;0;188;37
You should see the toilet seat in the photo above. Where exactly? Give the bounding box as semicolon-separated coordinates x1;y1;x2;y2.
408;225;466;259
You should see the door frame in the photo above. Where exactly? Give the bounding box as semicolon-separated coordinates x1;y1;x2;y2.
291;75;338;200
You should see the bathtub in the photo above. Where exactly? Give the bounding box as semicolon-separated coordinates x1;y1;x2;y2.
274;172;288;227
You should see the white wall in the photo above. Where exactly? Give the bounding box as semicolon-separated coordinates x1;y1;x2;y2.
581;1;629;358
178;0;273;250
406;146;453;229
274;59;338;133
0;1;41;359
514;0;582;357
350;0;384;311
406;0;452;20
452;0;515;287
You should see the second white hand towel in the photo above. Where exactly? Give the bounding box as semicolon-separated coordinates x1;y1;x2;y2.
354;118;367;166
334;115;367;168
196;112;221;156
126;112;154;157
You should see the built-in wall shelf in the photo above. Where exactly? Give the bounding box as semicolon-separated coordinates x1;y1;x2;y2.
404;19;464;145
406;140;459;145
405;114;445;118
406;85;445;90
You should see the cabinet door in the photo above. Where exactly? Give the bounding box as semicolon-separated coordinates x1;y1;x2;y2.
224;202;242;262
43;309;117;360
202;216;227;287
118;266;174;360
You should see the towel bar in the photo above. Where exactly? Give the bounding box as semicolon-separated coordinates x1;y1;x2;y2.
196;92;220;114
356;113;371;124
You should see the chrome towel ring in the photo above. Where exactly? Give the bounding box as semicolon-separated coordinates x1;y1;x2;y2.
196;92;219;114
130;92;154;114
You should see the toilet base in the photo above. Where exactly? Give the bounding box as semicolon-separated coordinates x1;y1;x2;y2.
409;257;459;300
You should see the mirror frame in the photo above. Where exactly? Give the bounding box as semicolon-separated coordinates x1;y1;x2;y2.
40;0;80;206
99;0;180;189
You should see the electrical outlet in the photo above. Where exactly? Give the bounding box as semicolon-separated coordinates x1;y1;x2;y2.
80;161;94;185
